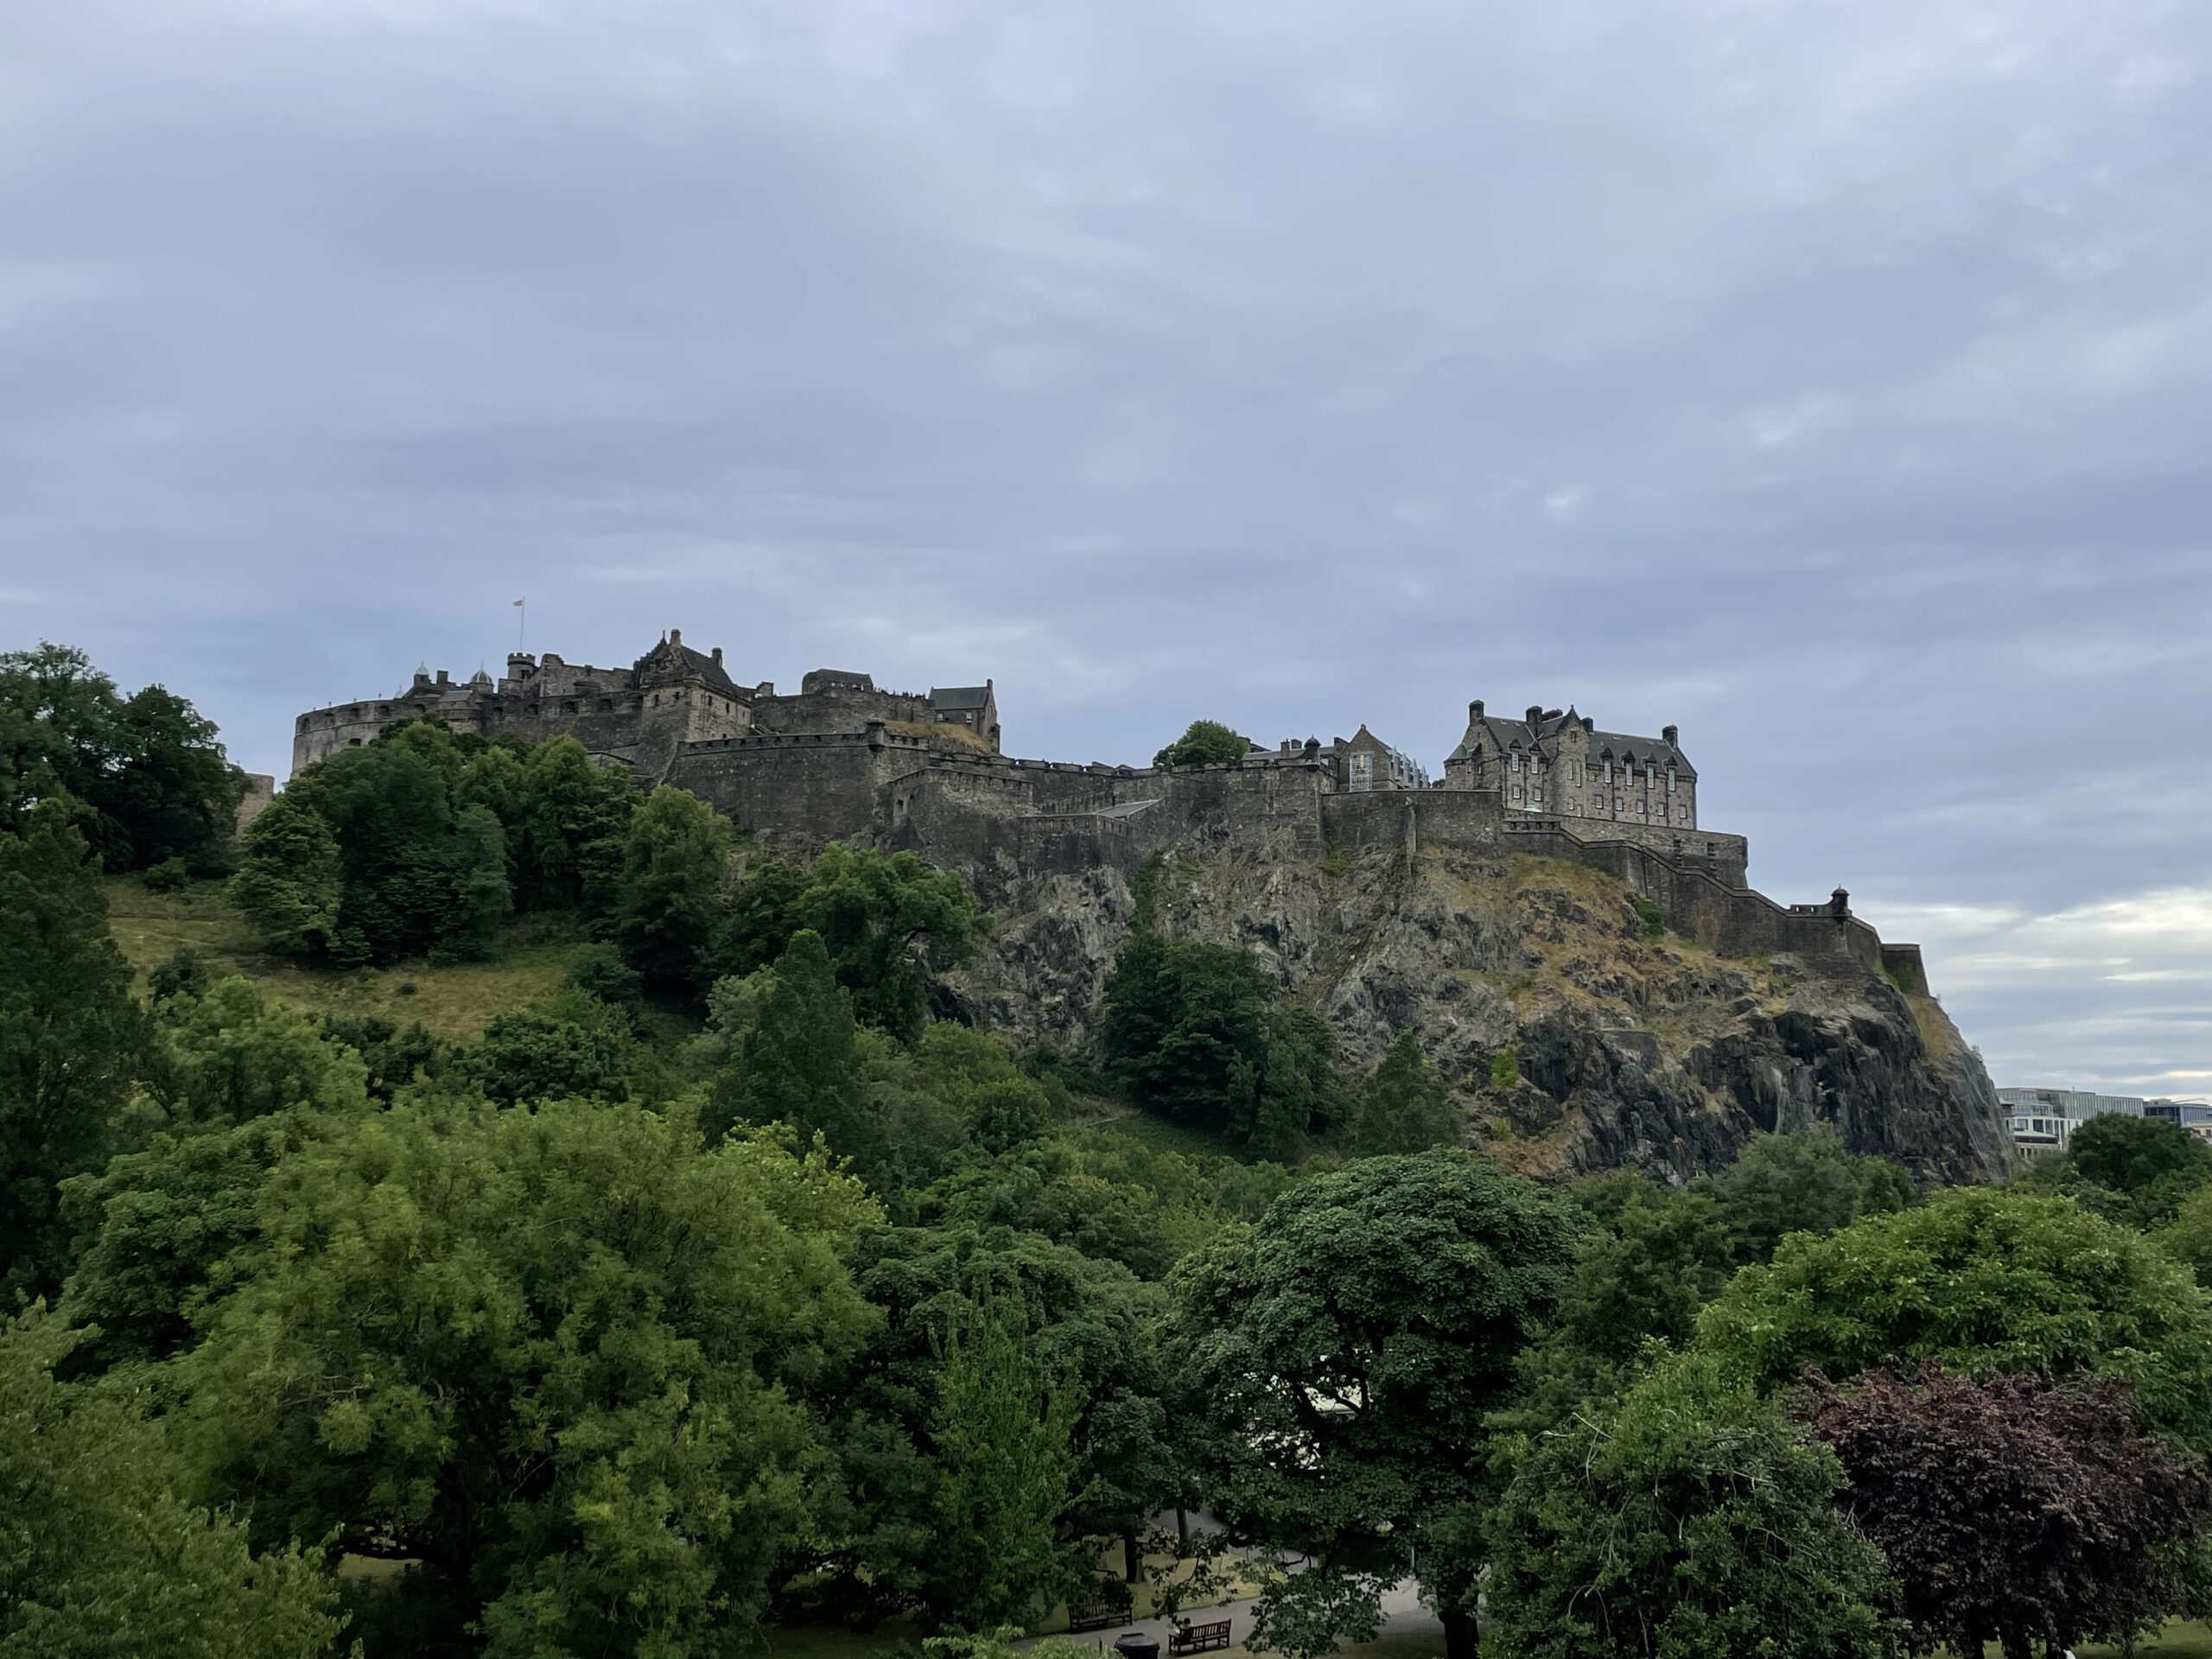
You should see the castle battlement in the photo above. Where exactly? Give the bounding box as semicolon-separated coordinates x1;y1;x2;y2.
289;633;1921;985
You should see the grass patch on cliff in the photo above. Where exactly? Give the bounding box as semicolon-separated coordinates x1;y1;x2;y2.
105;874;589;1040
1910;991;1958;1065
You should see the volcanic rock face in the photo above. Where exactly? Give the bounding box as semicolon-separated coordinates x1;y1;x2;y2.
950;842;2012;1186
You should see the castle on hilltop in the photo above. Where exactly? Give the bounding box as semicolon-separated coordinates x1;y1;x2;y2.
293;629;999;779
291;629;1926;985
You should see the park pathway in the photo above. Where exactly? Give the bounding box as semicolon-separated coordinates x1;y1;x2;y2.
1020;1580;1443;1655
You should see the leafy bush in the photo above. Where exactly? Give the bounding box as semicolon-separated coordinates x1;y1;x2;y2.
143;855;192;893
1151;720;1249;769
1490;1044;1521;1091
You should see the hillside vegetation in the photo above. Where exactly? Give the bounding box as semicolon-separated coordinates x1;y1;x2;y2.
12;647;2212;1659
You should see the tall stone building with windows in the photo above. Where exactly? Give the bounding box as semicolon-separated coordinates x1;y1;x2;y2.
1444;700;1697;831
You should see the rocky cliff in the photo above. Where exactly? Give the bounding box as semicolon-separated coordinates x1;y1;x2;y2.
949;841;2013;1187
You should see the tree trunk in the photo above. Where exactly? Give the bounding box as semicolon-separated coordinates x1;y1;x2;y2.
1124;1531;1141;1583
1441;1604;1478;1659
1176;1506;1189;1546
1999;1627;2033;1659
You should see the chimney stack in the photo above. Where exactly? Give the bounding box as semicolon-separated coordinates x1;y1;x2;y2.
1470;698;1484;720
711;646;722;666
1662;723;1679;745
669;628;683;648
1525;704;1543;727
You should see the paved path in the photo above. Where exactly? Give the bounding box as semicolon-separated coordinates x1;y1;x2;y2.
1023;1580;1442;1654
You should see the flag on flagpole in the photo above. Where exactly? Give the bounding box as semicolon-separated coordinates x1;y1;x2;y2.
513;599;524;607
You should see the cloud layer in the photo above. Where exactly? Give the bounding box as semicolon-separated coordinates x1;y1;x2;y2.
4;0;2209;1093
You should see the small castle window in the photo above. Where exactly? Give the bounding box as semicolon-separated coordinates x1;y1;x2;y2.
1510;785;1522;802
1666;769;1676;793
563;700;578;714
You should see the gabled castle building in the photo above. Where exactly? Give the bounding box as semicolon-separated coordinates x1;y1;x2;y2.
290;630;1926;984
1445;700;1697;831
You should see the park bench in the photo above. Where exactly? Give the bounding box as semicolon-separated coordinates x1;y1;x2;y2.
1066;1588;1132;1634
1167;1620;1232;1655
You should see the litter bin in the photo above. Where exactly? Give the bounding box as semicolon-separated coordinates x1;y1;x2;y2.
1112;1632;1160;1659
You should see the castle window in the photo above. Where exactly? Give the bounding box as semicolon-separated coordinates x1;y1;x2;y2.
1666;769;1676;792
563;701;578;714
1510;785;1522;802
1612;795;1622;810
1532;790;1544;807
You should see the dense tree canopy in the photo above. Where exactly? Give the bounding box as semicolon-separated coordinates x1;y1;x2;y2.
1346;1032;1459;1156
1485;1351;1898;1659
179;1099;879;1656
1166;1149;1585;1658
0;1311;346;1659
1699;1185;2212;1454
1098;933;1344;1152
0;798;145;1297
711;843;991;1039
1151;720;1251;769
1803;1363;2212;1659
0;643;245;873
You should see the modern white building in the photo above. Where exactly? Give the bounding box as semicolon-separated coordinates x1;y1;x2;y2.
1999;1087;2212;1155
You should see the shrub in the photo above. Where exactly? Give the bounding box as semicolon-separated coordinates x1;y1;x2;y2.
1490;1045;1521;1091
143;856;192;893
1630;894;1663;938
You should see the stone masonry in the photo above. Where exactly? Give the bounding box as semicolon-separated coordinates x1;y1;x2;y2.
291;633;1914;982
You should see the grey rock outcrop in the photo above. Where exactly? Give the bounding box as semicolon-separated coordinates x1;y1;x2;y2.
951;841;2012;1187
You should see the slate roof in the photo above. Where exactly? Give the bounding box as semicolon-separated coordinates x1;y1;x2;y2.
638;637;742;698
930;685;993;711
1450;708;1695;778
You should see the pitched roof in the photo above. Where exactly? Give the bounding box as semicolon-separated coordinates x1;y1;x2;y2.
637;636;741;697
1452;709;1694;778
930;684;992;710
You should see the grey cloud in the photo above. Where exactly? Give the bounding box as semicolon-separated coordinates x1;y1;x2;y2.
4;0;2210;1091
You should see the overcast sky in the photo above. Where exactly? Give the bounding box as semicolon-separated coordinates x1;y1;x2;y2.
5;0;2209;1096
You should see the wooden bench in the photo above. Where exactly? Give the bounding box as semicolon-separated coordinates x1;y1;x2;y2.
1168;1620;1233;1655
1066;1593;1132;1635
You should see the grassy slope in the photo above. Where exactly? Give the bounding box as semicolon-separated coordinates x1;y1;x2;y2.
105;874;588;1040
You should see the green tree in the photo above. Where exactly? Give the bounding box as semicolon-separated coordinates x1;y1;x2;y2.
1484;1351;1898;1659
816;1224;1176;1630
60;1105;342;1372
1700;1129;1912;1265
502;735;638;914
228;793;342;958
615;785;731;992
467;986;639;1105
1346;1033;1459;1156
1152;720;1250;769
0;1310;346;1659
147;976;371;1130
1503;1178;1734;1434
931;1298;1085;1630
708;931;872;1159
180;1098;879;1658
1098;935;1270;1141
1;798;144;1297
437;802;512;962
712;845;989;1039
2050;1112;2212;1225
0;644;244;872
1699;1185;2212;1455
1166;1149;1586;1658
